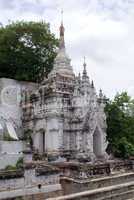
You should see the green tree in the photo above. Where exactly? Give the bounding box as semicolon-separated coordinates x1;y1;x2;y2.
105;92;134;158
0;21;58;82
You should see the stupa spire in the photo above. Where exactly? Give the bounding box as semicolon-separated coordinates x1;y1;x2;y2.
49;10;74;78
59;10;65;49
83;56;87;77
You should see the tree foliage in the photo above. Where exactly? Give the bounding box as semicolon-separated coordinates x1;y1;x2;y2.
105;92;134;158
0;21;58;82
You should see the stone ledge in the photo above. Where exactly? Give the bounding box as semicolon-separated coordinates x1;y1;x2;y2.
61;171;134;184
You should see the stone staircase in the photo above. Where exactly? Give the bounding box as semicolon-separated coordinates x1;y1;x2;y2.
47;172;134;200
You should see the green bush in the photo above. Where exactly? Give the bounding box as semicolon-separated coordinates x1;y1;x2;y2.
3;133;16;141
16;157;24;169
0;21;58;82
105;92;134;158
115;137;134;158
5;165;16;170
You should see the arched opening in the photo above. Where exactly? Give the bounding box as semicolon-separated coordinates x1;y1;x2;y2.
34;129;45;153
93;127;102;157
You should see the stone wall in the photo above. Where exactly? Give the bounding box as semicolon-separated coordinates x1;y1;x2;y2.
0;78;37;138
0;78;37;169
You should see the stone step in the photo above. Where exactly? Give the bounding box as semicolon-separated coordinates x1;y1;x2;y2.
61;172;134;195
47;181;134;200
128;198;134;200
99;190;134;200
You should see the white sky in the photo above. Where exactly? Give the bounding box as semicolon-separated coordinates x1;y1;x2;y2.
0;0;134;98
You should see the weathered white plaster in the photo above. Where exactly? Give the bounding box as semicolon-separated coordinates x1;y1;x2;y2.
22;22;108;161
0;141;24;154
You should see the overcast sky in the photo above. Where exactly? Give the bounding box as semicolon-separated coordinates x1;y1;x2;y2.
0;0;134;98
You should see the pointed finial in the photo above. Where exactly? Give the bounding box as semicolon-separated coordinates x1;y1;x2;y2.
99;89;103;98
59;9;65;49
83;56;87;77
78;72;81;81
91;80;94;88
61;9;63;23
83;56;86;69
84;56;85;63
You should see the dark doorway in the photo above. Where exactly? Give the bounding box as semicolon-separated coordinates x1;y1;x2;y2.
42;131;45;152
